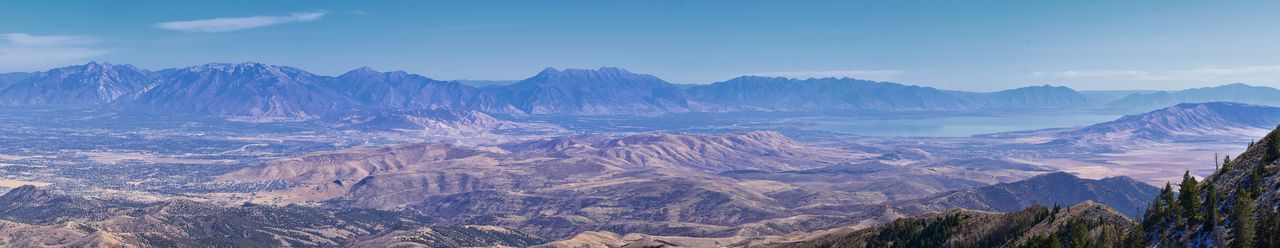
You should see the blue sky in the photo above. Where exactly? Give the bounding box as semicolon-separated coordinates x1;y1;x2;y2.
2;1;1279;91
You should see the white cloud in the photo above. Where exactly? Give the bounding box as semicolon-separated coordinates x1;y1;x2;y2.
0;33;110;72
1;33;100;46
1040;65;1280;82
752;70;906;81
154;11;327;33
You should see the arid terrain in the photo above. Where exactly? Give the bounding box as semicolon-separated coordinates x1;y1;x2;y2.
0;63;1277;247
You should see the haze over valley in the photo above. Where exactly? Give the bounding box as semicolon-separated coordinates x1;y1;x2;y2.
0;61;1276;246
4;1;1280;247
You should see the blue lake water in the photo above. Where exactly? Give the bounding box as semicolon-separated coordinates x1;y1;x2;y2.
807;114;1122;137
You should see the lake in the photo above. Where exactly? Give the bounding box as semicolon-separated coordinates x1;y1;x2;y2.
807;114;1122;137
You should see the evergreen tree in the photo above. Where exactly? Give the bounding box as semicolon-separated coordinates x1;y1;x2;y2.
1222;155;1231;170
1159;182;1177;224
1256;208;1279;248
1178;171;1200;224
1121;220;1147;248
1203;182;1219;231
1230;192;1255;248
1250;163;1266;198
1266;134;1280;163
1051;203;1061;222
1142;193;1165;233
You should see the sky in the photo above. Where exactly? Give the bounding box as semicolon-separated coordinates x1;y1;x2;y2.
2;1;1280;91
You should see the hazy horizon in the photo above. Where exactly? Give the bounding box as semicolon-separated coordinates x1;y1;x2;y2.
0;60;1264;93
5;1;1280;91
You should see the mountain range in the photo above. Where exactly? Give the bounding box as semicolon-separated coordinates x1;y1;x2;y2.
1109;83;1280;110
5;62;1279;121
1063;102;1280;141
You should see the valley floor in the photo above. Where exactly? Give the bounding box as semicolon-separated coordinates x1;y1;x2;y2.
0;108;1253;246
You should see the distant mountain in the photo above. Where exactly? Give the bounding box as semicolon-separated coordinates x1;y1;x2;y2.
1109;83;1280;109
454;79;518;88
0;72;32;88
473;67;696;115
686;76;979;111
0;185;545;247
979;85;1095;108
17;62;1280;120
900;172;1159;217
327;67;474;110
134;62;358;122
0;62;152;108
1079;90;1156;104
1067;102;1280;140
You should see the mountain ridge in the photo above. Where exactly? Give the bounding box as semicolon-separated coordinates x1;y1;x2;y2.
1064;102;1280;141
6;62;1280;121
899;172;1159;217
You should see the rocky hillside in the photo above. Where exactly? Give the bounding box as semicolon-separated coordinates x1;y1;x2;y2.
0;185;544;247
1143;124;1280;247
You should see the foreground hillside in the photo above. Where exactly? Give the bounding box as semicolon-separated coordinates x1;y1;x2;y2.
1142;124;1280;247
776;201;1139;248
0;186;544;247
817;123;1280;248
540;201;1139;248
